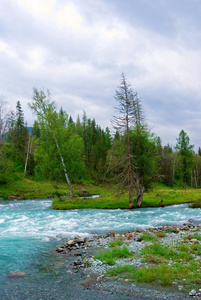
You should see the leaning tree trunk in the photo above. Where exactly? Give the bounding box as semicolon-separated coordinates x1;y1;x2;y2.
24;138;31;177
54;137;74;198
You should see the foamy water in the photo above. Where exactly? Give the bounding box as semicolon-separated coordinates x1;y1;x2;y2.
0;199;200;280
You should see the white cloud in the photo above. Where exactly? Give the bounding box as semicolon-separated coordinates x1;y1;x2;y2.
1;0;201;150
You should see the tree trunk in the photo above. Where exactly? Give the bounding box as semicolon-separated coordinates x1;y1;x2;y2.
128;151;133;209
54;137;74;198
136;186;145;208
24;138;31;177
129;183;133;209
194;169;197;187
126;102;133;209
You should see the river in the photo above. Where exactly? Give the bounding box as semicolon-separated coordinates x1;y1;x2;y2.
0;199;200;299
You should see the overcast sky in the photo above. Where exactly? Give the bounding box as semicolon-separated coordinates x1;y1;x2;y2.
1;0;201;150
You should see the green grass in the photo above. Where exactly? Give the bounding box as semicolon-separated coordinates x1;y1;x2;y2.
94;246;132;265
105;239;201;288
107;262;201;287
141;232;158;242
155;231;166;238
108;240;124;247
192;233;201;241
52;183;201;209
1;176;201;210
141;242;193;263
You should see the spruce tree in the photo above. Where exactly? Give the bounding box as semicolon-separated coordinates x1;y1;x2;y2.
175;130;194;189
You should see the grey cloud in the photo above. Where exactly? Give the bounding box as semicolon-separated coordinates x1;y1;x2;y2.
0;0;201;151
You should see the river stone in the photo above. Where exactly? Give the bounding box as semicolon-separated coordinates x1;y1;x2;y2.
190;238;200;244
56;247;64;252
189;289;196;296
135;236;142;242
182;225;189;230
192;227;200;232
67;239;75;246
74;238;86;244
8;271;28;277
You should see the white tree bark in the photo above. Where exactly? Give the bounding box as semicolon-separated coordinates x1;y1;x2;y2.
24;137;31;177
54;137;74;198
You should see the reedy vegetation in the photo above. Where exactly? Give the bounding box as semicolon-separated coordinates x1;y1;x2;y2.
0;75;201;207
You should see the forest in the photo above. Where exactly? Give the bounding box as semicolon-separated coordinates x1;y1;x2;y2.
0;74;200;208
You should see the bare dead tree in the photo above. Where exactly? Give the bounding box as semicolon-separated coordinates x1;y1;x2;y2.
111;74;145;208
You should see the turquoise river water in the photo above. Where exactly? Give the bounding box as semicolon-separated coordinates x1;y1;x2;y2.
0;199;200;287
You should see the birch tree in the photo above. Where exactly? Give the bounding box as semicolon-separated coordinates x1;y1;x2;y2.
29;89;74;198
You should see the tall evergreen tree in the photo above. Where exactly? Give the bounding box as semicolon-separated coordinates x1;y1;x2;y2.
0;98;13;183
8;101;28;169
175;130;194;189
162;145;174;186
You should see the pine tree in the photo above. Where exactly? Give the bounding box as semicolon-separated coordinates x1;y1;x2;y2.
175;130;194;189
9;101;28;169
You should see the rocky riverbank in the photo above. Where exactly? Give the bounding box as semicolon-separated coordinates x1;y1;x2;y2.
55;219;201;299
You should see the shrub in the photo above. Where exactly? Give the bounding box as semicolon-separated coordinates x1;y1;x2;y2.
189;199;201;208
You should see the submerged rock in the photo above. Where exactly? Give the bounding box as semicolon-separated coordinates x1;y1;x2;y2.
7;271;28;278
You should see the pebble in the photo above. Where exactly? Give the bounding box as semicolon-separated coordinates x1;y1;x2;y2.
55;221;201;299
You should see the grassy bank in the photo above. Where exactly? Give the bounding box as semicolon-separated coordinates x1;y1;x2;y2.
94;229;201;291
0;176;201;209
52;184;201;209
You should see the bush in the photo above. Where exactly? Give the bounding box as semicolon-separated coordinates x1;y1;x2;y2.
189;199;201;208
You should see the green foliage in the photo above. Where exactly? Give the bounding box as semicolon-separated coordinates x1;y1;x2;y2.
77;112;112;181
130;126;159;189
161;146;175;186
32;121;40;138
189;199;201;208
7;101;29;169
34;124;86;182
175;130;194;187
